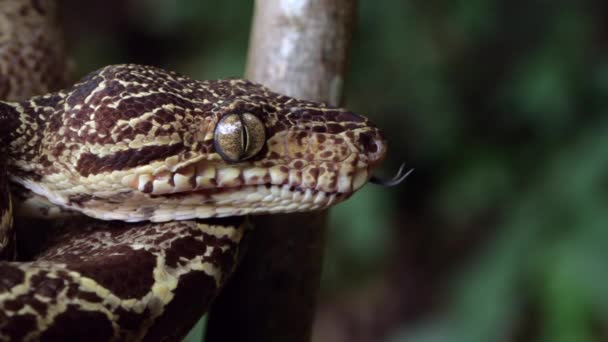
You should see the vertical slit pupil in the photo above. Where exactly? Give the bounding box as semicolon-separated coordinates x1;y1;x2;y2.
241;114;250;157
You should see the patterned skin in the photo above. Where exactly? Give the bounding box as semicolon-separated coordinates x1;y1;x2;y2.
0;217;245;341
0;64;388;340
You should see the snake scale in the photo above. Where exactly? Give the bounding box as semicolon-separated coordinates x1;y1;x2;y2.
0;1;390;341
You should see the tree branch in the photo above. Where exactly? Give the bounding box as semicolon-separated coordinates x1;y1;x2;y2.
205;0;356;341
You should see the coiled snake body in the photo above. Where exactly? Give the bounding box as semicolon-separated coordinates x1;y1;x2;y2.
0;2;387;341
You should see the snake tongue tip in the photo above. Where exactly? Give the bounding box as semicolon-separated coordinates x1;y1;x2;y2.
369;162;413;187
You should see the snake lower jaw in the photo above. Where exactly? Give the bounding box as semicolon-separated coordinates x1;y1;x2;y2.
77;187;341;222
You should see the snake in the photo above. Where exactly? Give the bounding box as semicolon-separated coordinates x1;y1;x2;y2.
0;1;397;341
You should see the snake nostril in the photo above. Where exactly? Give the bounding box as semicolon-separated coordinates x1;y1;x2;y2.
358;132;375;153
358;131;387;165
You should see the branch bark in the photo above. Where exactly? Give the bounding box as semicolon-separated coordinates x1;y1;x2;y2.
205;0;356;341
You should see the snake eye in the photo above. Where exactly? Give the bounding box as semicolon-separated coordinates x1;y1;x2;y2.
214;113;266;162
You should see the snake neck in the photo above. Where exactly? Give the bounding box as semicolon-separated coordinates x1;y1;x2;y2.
0;93;63;180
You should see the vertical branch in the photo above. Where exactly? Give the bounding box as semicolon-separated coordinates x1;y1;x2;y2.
245;0;355;105
205;0;356;341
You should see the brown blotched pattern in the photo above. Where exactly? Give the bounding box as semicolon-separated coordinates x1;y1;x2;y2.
0;217;246;341
0;62;388;339
3;64;387;222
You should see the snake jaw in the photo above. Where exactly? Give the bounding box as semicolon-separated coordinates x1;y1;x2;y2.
63;146;380;222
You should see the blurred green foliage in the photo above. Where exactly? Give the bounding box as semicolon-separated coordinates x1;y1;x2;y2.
62;0;608;341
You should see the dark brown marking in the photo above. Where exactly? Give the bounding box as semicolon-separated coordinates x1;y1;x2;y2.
3;299;23;312
358;131;378;154
68;247;156;299
144;271;216;340
76;143;185;177
115;307;149;332
309;167;319;180
68;193;93;206
320;151;332;159
41;305;114;342
30;272;66;298
2;313;37;341
31;0;47;15
143;182;153;194
326;123;345;134
337;111;365;123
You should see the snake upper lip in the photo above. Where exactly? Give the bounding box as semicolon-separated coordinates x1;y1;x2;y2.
123;158;365;196
352;168;368;191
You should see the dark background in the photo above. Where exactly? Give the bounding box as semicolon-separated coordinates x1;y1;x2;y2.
60;1;608;341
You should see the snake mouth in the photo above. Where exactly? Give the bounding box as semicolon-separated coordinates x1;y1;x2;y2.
67;158;373;222
121;157;371;198
17;154;374;223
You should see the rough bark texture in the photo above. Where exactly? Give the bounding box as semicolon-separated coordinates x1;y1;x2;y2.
205;0;356;341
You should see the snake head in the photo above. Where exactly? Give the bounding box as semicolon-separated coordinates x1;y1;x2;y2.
206;91;387;192
12;64;388;222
